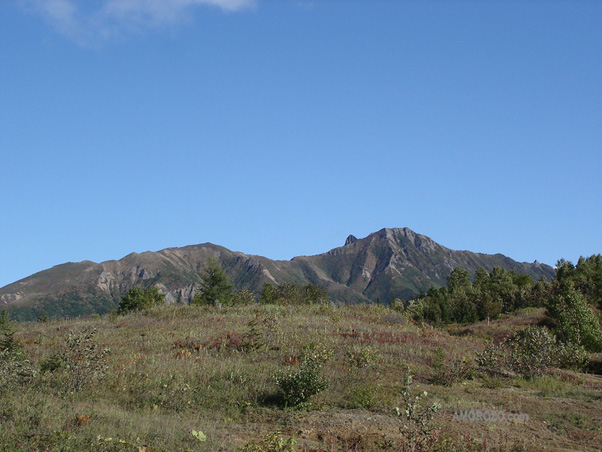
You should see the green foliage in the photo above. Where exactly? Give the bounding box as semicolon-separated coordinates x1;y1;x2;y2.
430;346;475;386
299;342;334;365
238;431;297;452
275;359;329;408
0;312;36;394
275;344;330;408
39;352;64;374
476;326;583;378
573;254;602;310
555;341;589;371
259;281;330;305
232;288;257;305
347;382;380;410
546;281;602;352
555;255;602;310
346;345;380;368
242;311;277;351
191;430;207;442
0;349;37;395
259;282;279;304
447;267;471;292
395;366;441;452
191;258;234;306
415;266;544;325
505;326;558;378
0;310;20;356
118;286;165;314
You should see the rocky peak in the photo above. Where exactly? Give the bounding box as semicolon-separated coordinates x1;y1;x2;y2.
345;235;358;246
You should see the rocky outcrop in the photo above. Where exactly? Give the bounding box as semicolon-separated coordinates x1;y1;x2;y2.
345;235;358;246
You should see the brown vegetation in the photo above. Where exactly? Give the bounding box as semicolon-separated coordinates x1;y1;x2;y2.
0;304;600;451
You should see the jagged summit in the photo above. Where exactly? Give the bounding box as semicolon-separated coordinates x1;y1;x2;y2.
0;228;555;320
345;235;358;246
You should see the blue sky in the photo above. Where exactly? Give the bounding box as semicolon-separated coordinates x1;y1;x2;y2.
1;0;601;288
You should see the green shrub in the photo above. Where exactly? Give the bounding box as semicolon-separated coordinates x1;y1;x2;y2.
258;282;330;305
555;342;589;371
0;311;35;394
477;326;579;378
506;326;557;378
0;310;20;356
346;345;380;368
396;366;441;451
275;360;328;408
243;311;277;351
39;352;64;373
238;431;297;452
347;382;380;410
431;346;475;385
233;288;257;305
299;342;334;365
546;281;602;352
476;340;506;372
0;349;37;394
118;286;165;313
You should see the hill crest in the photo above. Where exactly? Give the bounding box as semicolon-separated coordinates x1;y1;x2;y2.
0;227;555;319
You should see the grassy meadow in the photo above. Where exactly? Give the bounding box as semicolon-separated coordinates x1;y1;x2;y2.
1;303;601;452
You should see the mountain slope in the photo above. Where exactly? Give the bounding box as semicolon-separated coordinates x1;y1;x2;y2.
0;228;555;319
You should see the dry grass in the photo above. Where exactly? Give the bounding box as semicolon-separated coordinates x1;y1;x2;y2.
1;303;600;451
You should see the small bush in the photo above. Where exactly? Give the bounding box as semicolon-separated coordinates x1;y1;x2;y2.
238;430;297;452
39;352;64;373
299;342;334;365
396;366;441;451
555;342;589;371
509;327;560;378
275;360;328;408
232;288;257;305
63;327;110;392
244;311;277;351
347;382;380;410
477;326;579;379
0;311;36;393
0;310;20;356
347;345;380;368
431;346;475;385
0;349;37;394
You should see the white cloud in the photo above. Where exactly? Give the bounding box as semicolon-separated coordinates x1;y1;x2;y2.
21;0;256;44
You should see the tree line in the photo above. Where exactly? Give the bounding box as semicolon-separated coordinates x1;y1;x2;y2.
108;254;602;353
118;257;330;314
397;254;602;352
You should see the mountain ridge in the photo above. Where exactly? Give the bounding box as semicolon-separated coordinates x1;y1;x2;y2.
0;227;555;319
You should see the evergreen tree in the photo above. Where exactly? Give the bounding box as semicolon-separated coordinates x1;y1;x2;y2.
192;258;234;306
259;282;280;304
0;310;20;356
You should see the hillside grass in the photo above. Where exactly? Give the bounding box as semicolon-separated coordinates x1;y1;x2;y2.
1;304;601;451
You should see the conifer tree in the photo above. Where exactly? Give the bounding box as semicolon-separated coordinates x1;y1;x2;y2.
192;258;234;306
